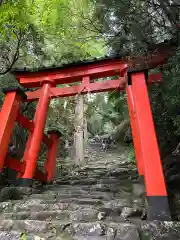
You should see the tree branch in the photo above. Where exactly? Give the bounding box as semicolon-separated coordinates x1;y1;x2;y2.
0;29;23;75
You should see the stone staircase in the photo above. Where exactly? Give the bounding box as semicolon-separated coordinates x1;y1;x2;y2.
0;144;179;239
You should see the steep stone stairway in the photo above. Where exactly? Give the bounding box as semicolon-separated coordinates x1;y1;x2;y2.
0;144;179;239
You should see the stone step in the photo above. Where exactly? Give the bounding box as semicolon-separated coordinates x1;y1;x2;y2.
140;221;180;240
1;208;139;223
24;196;143;209
57;161;134;168
27;191;115;201
0;187;42;203
89;184;132;193
26;194;142;207
25;192;143;207
42;185;117;193
86;159;129;164
14;197;105;206
0;221;179;239
77;167;108;171
43;184;92;191
0;199;143;217
43;184;133;196
0;220;140;239
0;230;23;240
0;207;143;222
0;231;60;240
76;161;127;165
53;187;126;194
49;180;134;189
67;170;136;179
103;198;144;209
58;171;108;176
44;189;114;195
47;191;116;200
52;182;126;190
76;168;131;174
78;166;131;171
68;222;140;239
55;178;98;185
0;209;100;222
0;231;118;240
70;174;108;179
77;164;131;170
0;200;97;213
72;236;115;240
105;169;137;177
26;196;106;207
55;175;137;186
98;178;130;184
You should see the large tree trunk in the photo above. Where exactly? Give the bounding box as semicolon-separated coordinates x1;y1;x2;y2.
73;95;84;164
83;101;88;149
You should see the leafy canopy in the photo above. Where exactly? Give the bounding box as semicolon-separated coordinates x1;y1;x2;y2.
0;0;107;70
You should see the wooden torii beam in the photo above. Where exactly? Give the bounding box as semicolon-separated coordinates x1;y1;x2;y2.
26;72;162;101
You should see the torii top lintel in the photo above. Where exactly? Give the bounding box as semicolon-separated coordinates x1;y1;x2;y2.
13;58;128;88
12;49;171;89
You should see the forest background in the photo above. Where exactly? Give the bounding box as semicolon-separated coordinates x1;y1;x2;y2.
0;0;179;165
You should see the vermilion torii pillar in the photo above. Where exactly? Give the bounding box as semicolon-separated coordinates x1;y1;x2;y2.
45;130;61;183
18;82;53;186
0;88;27;181
126;85;144;178
127;69;171;220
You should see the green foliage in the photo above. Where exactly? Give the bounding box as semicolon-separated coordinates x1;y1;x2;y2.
1;0;179;162
0;0;29;37
0;0;107;72
95;0;179;55
28;0;107;66
127;144;136;163
149;47;180;155
94;0;180;157
108;92;129;120
0;0;107;156
46;97;75;142
86;93;127;136
20;232;27;240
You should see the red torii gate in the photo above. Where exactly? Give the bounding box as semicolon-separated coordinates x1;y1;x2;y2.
0;54;171;221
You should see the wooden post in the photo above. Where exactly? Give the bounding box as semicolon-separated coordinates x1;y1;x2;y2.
45;130;61;183
129;70;171;220
74;94;84;163
0;88;26;180
19;82;52;186
126;85;144;178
